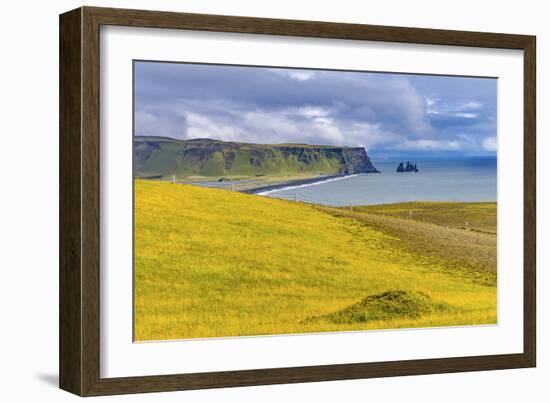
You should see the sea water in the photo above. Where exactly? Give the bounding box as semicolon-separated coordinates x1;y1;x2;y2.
263;157;497;207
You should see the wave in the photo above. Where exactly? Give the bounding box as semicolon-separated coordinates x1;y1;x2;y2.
258;174;361;196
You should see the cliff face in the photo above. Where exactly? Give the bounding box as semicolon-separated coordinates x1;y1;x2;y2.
134;136;379;178
341;148;379;174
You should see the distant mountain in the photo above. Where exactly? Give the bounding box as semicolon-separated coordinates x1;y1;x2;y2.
134;136;379;178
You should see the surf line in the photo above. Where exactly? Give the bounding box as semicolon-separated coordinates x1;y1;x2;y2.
258;174;360;196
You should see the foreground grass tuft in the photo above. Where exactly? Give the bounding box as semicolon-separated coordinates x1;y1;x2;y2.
305;290;454;324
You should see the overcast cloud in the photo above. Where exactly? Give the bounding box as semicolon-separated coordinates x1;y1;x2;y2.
134;61;497;157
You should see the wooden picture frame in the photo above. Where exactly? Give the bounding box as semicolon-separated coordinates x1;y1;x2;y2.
59;6;536;396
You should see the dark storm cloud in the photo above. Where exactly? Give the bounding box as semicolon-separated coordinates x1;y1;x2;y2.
134;61;497;156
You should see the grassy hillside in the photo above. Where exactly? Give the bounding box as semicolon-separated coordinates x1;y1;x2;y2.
353;202;497;234
134;180;496;341
134;136;378;179
321;204;497;286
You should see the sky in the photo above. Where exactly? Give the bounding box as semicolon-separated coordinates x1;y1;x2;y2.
134;61;497;158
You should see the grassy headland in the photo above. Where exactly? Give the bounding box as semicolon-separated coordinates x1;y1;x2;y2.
134;137;378;191
134;180;496;341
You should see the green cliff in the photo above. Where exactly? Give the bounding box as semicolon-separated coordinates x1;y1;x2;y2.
134;136;379;178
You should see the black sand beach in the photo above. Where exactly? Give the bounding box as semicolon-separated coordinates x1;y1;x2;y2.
240;174;347;194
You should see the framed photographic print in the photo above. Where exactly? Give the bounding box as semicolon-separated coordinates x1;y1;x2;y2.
59;6;536;396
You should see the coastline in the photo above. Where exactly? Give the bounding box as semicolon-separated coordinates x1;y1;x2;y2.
241;174;356;195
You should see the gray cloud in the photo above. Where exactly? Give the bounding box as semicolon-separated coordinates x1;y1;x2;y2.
134;62;497;156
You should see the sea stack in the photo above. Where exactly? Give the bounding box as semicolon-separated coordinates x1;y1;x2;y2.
396;161;419;172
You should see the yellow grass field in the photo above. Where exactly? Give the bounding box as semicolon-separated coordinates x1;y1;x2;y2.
134;180;497;341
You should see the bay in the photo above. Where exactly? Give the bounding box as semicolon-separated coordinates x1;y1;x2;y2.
263;157;497;207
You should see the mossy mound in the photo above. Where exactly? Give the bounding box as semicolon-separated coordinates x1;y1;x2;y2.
309;290;453;324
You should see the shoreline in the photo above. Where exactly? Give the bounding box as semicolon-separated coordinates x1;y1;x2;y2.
241;174;356;195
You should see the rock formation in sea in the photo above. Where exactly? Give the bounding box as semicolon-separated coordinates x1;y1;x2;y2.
396;161;419;172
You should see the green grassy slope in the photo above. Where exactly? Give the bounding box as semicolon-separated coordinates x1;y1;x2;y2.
353;202;497;234
320;204;497;286
134;180;496;341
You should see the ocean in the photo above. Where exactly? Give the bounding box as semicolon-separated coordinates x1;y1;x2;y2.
261;157;497;207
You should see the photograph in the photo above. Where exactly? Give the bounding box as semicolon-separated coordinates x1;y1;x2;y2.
133;61;498;342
